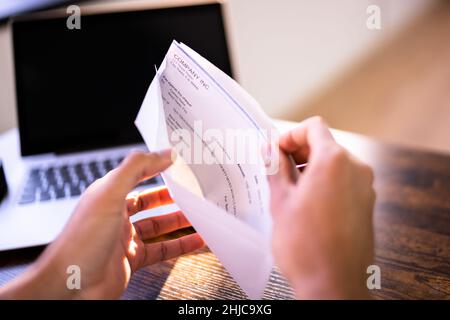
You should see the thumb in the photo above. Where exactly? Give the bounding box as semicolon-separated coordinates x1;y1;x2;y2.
106;149;173;196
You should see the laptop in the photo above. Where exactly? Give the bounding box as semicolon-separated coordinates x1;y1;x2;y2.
0;0;74;23
0;2;233;251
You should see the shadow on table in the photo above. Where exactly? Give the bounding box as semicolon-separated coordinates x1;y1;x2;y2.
122;259;176;300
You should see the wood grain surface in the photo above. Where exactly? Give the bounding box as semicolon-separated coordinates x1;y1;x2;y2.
0;132;449;299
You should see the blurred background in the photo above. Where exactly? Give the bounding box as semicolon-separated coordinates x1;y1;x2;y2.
1;0;449;153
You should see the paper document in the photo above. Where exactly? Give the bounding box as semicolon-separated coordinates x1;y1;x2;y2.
135;41;279;299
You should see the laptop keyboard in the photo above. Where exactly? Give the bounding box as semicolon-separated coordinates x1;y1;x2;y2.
18;156;161;205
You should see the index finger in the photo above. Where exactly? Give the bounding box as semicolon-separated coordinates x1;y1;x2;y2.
279;117;334;163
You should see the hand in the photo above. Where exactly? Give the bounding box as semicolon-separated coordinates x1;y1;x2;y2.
0;150;204;299
267;117;375;299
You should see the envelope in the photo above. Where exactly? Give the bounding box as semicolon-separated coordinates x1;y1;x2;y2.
135;41;275;299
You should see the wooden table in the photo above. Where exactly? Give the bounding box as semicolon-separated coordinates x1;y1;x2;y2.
0;127;449;299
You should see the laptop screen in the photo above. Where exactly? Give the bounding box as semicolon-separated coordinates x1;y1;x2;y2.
13;3;233;156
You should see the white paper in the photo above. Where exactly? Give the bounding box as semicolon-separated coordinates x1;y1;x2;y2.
135;41;277;299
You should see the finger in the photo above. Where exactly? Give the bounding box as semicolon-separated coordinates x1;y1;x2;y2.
133;211;191;240
141;233;204;266
105;149;173;197
127;187;173;216
279;116;334;164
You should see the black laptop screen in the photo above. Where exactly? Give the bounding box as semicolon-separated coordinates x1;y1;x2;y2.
13;3;233;156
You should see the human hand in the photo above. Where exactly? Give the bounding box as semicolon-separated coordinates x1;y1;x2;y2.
266;117;375;299
0;150;203;299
